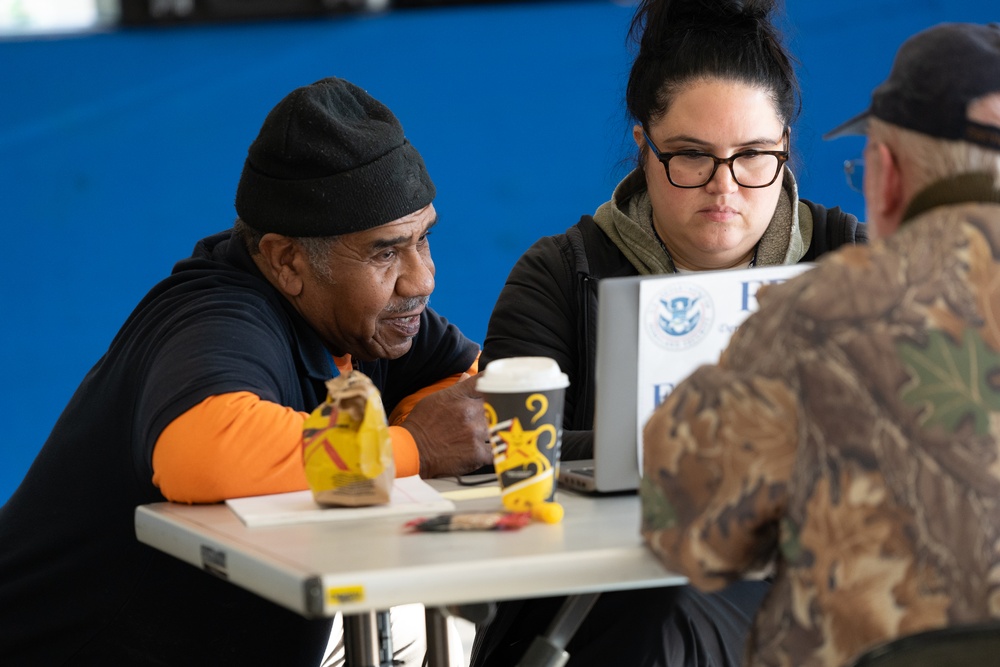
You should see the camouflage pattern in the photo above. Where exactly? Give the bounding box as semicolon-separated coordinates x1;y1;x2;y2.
641;198;1000;666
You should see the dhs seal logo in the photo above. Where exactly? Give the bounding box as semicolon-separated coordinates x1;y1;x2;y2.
645;284;714;349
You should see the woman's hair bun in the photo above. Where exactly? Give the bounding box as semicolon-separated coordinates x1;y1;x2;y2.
625;0;800;130
653;0;775;31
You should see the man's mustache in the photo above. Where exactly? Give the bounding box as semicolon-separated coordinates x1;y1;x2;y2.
384;296;429;315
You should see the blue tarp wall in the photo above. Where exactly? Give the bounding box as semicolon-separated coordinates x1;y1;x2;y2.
1;0;995;504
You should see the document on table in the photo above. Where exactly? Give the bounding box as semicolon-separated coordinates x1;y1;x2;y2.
226;475;455;527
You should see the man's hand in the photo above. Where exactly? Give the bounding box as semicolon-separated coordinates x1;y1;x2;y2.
401;376;492;478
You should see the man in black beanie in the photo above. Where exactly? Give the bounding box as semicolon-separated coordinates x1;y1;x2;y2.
0;77;491;666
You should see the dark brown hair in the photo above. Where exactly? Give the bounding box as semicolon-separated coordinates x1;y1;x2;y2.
626;0;800;132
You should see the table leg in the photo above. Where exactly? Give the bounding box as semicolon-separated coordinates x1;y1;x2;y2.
377;610;393;667
343;611;380;667
425;606;452;667
516;593;601;667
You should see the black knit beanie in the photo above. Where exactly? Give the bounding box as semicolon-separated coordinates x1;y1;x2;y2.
235;77;436;237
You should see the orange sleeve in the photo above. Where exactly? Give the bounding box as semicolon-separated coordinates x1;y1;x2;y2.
384;356;480;477
388;425;419;478
152;388;447;503
152;392;310;503
387;356;480;425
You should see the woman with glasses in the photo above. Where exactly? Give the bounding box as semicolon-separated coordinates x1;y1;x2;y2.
471;0;866;665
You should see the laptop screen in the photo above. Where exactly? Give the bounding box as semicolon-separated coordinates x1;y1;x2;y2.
588;263;813;493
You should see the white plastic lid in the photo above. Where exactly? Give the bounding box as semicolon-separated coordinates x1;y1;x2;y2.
476;356;570;393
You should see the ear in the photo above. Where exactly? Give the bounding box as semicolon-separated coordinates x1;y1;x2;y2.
868;141;905;237
632;124;645;150
256;234;306;297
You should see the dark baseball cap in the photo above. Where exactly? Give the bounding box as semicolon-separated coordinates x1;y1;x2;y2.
824;22;1000;149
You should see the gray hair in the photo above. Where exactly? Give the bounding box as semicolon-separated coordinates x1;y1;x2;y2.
868;117;1000;191
296;235;340;284
233;218;264;254
233;218;339;283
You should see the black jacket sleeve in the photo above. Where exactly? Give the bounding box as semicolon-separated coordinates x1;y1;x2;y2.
801;200;868;261
482;233;595;460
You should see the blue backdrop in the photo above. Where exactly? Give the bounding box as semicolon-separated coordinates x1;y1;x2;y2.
1;0;994;504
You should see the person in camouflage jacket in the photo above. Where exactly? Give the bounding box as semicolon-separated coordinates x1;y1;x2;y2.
641;22;1000;667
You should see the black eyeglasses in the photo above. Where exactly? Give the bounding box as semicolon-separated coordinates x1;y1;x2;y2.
843;158;865;193
642;130;790;189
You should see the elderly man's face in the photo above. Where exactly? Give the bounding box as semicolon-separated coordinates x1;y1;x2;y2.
299;204;437;361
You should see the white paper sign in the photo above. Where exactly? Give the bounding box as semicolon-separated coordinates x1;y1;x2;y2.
636;264;814;467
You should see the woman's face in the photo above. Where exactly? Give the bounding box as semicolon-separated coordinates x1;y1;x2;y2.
634;78;787;271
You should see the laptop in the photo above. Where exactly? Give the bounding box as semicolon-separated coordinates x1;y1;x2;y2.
558;263;814;494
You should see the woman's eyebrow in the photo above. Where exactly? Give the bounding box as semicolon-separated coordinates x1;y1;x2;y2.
659;134;783;149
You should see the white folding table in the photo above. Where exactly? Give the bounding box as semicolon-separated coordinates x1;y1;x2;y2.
135;477;686;666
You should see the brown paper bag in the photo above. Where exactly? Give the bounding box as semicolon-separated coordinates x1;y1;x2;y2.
302;371;395;507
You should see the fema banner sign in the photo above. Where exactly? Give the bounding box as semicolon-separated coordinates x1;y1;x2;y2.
644;282;715;350
635;263;814;464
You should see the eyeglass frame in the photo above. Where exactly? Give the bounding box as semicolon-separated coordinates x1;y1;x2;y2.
843;157;865;194
641;129;790;189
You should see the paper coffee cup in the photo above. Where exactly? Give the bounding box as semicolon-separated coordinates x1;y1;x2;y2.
477;357;569;521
